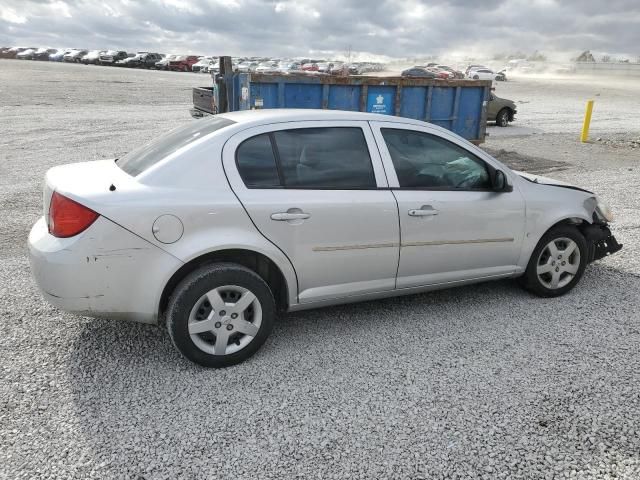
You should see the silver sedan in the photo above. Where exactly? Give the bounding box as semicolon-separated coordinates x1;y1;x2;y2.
29;110;621;367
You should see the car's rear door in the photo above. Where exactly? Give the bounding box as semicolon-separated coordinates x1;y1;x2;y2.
222;121;400;304
370;121;525;288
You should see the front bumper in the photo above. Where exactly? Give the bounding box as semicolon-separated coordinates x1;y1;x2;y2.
28;216;182;324
583;224;623;262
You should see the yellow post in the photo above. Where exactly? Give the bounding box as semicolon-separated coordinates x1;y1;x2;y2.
581;100;594;142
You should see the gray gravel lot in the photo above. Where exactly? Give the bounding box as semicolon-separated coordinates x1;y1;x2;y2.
1;60;639;479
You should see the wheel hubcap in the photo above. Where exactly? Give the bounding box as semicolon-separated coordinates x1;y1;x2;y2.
536;237;580;289
187;285;262;356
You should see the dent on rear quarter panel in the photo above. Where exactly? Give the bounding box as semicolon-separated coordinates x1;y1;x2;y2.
30;216;183;324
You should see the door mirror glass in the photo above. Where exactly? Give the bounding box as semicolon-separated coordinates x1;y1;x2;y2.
493;170;510;192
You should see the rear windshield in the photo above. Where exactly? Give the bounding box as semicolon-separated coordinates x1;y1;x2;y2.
116;117;235;176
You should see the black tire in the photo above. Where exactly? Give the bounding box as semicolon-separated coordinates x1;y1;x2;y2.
473;75;479;80
518;225;588;297
496;108;510;127
167;263;276;367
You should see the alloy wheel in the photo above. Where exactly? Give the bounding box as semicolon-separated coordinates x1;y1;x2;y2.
536;237;581;289
187;285;262;356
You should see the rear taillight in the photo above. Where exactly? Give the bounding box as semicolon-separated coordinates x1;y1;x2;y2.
48;191;99;238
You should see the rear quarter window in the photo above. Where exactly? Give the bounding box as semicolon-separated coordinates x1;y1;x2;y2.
236;134;280;188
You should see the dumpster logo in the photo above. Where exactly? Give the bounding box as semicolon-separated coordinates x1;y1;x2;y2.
367;91;392;115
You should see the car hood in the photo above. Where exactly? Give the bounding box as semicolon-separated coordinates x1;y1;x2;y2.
492;95;515;106
514;170;593;194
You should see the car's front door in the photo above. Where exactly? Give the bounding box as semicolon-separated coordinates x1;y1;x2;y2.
370;121;526;288
223;121;400;304
487;93;498;119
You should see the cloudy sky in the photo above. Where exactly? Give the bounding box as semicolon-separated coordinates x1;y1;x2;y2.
1;0;638;60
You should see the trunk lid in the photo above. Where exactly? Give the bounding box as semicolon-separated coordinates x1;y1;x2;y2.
43;160;138;223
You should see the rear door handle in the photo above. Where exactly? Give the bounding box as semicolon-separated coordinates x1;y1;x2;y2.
271;212;311;221
408;206;439;217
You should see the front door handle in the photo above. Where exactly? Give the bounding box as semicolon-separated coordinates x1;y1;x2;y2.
271;212;311;221
408;206;439;217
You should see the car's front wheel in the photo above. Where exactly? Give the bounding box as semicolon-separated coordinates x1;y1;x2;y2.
519;225;588;297
167;263;276;367
496;108;510;127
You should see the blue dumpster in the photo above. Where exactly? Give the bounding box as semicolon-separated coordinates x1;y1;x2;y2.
192;73;491;143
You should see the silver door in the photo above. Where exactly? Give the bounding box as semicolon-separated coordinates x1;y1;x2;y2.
222;121;400;303
370;121;526;288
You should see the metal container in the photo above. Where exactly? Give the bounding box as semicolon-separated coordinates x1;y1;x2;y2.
192;73;492;143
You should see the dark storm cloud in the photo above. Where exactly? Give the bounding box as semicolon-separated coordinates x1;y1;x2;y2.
0;0;638;58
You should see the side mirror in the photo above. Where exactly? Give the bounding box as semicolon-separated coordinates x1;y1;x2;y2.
493;170;512;192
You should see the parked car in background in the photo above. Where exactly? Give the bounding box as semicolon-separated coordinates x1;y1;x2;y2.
329;62;348;75
33;48;59;61
155;54;175;70
169;55;200;72
192;56;215;72
124;52;163;68
16;48;37;60
495;69;507;81
28;109;621;368
316;62;334;73
237;61;258;72
278;62;301;73
401;66;437;78
302;62;319;71
487;93;517;127
255;61;280;73
49;49;71;61
347;63;361;75
81;50;104;65
63;49;88;63
467;68;505;81
99;50;128;65
114;56;133;67
427;67;453;79
436;65;464;79
1;47;31;59
465;64;488;75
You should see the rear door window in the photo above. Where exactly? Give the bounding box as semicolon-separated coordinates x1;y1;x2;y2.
273;127;376;189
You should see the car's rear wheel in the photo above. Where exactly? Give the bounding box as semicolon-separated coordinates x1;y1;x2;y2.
496;108;510;127
167;263;276;367
519;225;588;297
473;75;479;80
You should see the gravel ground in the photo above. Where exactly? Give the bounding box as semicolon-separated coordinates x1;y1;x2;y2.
1;60;639;480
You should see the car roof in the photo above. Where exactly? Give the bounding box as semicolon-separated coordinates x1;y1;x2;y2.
218;108;431;126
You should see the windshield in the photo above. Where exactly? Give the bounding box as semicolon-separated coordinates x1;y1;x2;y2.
116;117;236;176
